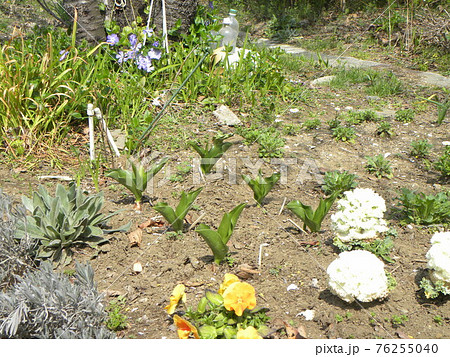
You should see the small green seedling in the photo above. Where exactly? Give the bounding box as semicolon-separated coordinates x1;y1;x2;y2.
365;154;393;179
242;170;281;205
196;203;246;264
321;170;358;197
390;314;408;327
286;194;337;233
106;296;128;331
153;187;203;232
106;158;168;210
190;134;233;174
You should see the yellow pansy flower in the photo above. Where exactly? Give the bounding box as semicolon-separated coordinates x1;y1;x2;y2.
223;281;256;316
218;273;240;295
237;326;263;339
173;315;199;339
164;284;186;315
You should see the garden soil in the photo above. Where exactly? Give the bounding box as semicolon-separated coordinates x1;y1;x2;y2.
0;1;449;340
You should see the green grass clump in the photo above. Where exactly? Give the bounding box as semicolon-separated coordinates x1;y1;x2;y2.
395;108;415;123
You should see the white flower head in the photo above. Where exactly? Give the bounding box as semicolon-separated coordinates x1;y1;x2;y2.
425;231;450;293
327;250;389;303
331;188;388;242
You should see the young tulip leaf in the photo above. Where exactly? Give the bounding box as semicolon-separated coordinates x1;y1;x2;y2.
287;194;337;233
190;134;233;174
106;158;168;207
196;203;246;264
153;187;203;232
242;171;281;205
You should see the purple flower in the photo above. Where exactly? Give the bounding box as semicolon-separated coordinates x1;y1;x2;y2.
152;41;159;47
106;34;119;45
147;48;161;60
136;55;154;73
128;33;138;47
208;1;214;10
116;51;128;64
59;49;69;61
143;28;153;37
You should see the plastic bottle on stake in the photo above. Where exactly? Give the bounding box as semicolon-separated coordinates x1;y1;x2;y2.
219;17;237;53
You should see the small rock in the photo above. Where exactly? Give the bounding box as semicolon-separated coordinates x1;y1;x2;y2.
213;105;242;126
287;284;299;291
366;95;381;101
310;75;336;86
289;108;300;113
443;141;450;146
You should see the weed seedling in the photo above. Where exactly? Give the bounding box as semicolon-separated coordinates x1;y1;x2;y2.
410;139;432;159
190;134;232;174
302;118;321;131
376;121;394;138
321;170;358;197
332;126;356;143
395;108;415;123
106;296;128;331
390;314;408;327
365;154;393;179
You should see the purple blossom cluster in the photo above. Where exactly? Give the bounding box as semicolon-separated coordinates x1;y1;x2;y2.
107;30;162;73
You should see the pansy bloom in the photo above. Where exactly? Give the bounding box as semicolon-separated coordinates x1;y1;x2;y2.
173;315;199;339
222;282;256;316
237;326;262;339
164;284;186;314
218;273;240;295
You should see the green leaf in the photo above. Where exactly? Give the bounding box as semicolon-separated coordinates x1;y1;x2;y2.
287;194;337;233
196;223;229;264
205;290;224;306
190;136;232;174
199;325;218;339
243;171;280;204
217;203;246;244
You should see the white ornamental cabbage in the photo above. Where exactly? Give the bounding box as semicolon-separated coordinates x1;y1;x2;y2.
425;231;450;294
327;250;389;303
331;188;388;242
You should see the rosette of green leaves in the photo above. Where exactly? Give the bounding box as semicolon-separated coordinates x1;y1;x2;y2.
106;158;168;210
185;290;270;339
153;187;203;232
196;203;246;264
321;170;358;197
16;183;128;266
242;171;281;205
287;194;337;233
190;134;232;174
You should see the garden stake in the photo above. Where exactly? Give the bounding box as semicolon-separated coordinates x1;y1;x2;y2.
134;51;210;154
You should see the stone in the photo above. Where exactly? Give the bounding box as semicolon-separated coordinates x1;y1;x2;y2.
213;105;242;126
310;75;336;86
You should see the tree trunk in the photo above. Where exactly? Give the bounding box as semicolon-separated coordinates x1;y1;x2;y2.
63;0;198;45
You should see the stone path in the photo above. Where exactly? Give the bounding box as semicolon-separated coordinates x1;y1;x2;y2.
257;39;450;88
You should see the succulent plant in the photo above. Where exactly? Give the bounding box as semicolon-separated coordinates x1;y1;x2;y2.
16;183;127;266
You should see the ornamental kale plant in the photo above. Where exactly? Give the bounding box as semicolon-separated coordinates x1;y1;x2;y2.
0;189;38;289
16;183;129;266
395;188;450;226
331;188;389;243
153;187;203;232
420;232;450;298
0;261;114;339
196;203;246;264
242;171;281;205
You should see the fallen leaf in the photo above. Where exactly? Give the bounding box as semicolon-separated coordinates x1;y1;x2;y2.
298;241;319;246
396;331;413;339
138;218;165;229
297;324;308;339
281;320;307;339
128;228;143;247
133;261;143;274
235;264;259;279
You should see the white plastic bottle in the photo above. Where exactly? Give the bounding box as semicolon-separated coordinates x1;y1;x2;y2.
218;17;237;53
